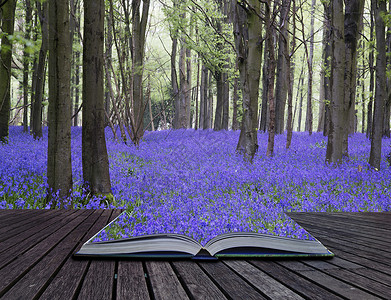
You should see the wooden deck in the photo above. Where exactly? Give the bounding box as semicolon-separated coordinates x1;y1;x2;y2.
0;210;390;299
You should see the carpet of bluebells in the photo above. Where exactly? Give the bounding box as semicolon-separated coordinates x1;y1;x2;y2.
1;126;391;245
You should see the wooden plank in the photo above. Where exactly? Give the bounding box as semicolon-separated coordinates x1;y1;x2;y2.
320;246;391;276
199;261;266;300
76;210;122;300
0;210;58;240
116;261;150;300
0;209;76;255
251;260;343;300
0;209;29;224
302;213;391;229
325;268;391;299
1;210;100;299
0;209;80;269
350;267;391;288
145;261;189;300
0;209;39;223
291;221;391;269
290;213;391;241
279;260;381;299
224;260;304;300
0;209;90;297
39;210;116;300
77;260;115;300
289;217;391;253
172;261;228;299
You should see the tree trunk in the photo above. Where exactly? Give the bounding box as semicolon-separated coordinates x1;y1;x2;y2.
233;0;262;162
208;73;213;128
23;0;32;132
367;5;375;139
32;2;49;139
214;71;223;130
286;0;296;149
47;0;73;206
326;0;345;164
171;34;179;129
232;66;239;130
275;0;290;135
147;75;154;131
0;0;16;142
74;39;80;126
322;1;332;136
343;0;364;155
297;62;305;132
266;0;276;157
195;55;200;130
131;0;150;144
305;0;315;135
177;36;191;129
260;40;269;133
384;1;391;138
222;72;229;130
369;0;386;169
200;65;210;129
361;59;365;133
82;0;113;201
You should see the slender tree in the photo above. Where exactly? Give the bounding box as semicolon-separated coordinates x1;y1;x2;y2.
131;0;150;144
23;0;32;132
367;4;375;139
265;0;276;157
304;0;315;135
31;2;48;139
47;0;73;206
369;0;386;169
286;0;296;149
0;0;17;142
275;0;290;135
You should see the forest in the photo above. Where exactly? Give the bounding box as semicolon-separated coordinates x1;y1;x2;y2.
0;0;391;238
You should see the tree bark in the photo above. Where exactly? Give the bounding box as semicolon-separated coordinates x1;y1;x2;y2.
23;0;32;132
286;0;295;149
0;0;16;142
232;72;239;130
369;0;386;170
297;62;305;132
82;0;112;200
367;5;375;139
304;0;315;135
260;39;269;133
47;0;73;206
322;1;332;136
275;0;290;135
384;0;391;138
233;0;262;162
266;0;276;157
131;0;150;144
32;2;48;139
342;0;364;155
319;6;331;133
177;34;191;129
326;0;345;164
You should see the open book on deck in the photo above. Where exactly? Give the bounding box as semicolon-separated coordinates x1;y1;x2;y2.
74;212;334;259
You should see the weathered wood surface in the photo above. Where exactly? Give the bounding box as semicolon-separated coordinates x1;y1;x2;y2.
0;210;390;299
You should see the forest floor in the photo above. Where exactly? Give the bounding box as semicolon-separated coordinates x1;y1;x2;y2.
1;126;390;242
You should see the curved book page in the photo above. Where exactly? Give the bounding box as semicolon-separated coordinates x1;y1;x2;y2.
75;211;333;259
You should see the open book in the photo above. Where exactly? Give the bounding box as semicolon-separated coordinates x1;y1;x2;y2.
75;212;333;259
